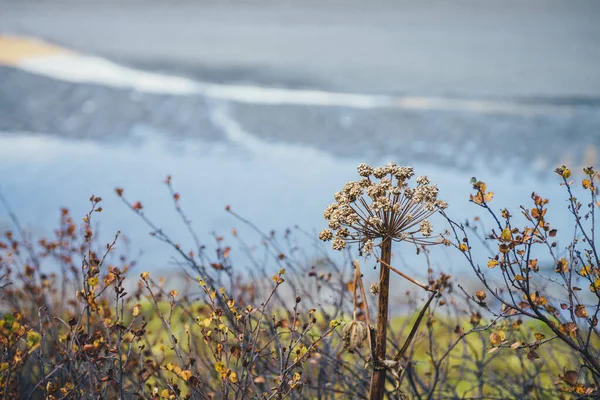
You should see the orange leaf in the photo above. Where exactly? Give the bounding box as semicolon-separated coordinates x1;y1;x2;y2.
575;305;588;318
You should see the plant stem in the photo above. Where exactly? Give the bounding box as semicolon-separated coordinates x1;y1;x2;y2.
370;237;392;400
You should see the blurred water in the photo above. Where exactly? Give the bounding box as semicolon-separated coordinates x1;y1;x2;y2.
0;100;576;278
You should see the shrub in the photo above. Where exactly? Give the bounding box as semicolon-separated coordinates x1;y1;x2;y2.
445;166;600;397
0;165;598;399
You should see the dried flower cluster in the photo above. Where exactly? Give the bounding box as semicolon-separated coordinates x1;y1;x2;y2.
341;320;368;353
320;163;448;253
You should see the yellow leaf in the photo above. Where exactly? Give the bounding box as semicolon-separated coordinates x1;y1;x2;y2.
26;330;41;347
229;371;238;383
580;265;592;276
180;370;193;381
555;258;569;274
488;259;499;269
215;362;227;374
459;243;468;252
140;271;150;281
529;259;539;271
582;179;592;189
500;228;512;242
347;281;356;293
87;277;99;287
132;304;141;317
534;333;545;341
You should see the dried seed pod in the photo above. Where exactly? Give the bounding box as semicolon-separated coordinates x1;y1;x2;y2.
342;320;367;353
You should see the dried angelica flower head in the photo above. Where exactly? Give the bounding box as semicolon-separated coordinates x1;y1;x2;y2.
320;163;448;254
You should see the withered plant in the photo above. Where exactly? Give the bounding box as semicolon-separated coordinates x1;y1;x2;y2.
445;166;600;397
319;163;449;399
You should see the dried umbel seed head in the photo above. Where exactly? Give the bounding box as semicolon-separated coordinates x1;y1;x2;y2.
341;320;367;353
370;282;380;295
320;163;448;253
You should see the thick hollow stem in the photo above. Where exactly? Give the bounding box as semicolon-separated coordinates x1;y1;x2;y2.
370;237;392;400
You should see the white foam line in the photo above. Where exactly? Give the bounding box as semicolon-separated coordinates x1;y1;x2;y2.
18;53;570;115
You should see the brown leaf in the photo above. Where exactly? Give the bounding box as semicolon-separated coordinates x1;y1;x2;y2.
527;351;540;360
490;332;503;346
510;341;523;350
275;319;289;329
563;322;578;333
470;312;481;326
222;247;231;259
563;370;578;386
575;304;588;318
476;290;486;301
230;346;241;358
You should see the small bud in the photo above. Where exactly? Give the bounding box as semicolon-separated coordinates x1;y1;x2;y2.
370;283;379;295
